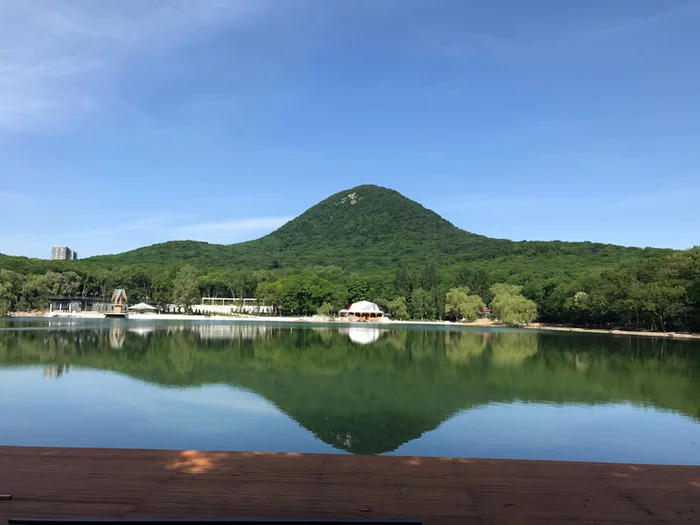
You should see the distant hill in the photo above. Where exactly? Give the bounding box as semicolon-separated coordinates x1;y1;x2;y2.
86;185;669;273
1;184;694;332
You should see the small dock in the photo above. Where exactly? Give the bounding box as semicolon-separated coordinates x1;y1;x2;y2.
0;447;698;524
104;313;128;319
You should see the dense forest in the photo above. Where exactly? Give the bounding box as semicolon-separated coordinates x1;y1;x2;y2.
1;185;698;332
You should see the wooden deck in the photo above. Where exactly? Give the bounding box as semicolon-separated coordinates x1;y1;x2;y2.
1;447;698;524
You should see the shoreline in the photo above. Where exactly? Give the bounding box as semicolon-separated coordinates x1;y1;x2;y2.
8;311;700;340
522;323;700;340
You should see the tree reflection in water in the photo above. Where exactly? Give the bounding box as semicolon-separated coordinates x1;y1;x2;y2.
0;321;698;454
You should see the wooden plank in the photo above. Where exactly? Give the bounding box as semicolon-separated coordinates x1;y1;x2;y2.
1;447;699;525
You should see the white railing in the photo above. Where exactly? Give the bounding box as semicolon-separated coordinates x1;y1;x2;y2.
192;303;275;315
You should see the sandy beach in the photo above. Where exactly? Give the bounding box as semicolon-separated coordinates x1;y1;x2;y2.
8;310;700;339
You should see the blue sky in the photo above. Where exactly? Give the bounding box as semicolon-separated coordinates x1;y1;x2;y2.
1;0;698;258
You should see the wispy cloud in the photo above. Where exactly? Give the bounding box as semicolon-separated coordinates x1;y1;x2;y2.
0;191;26;202
70;212;290;239
420;32;513;61
173;217;292;235
85;212;197;236
0;0;265;133
579;3;699;40
421;2;698;63
122;213;198;232
19;213;294;257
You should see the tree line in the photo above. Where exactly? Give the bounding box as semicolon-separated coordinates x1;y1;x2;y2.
1;247;699;332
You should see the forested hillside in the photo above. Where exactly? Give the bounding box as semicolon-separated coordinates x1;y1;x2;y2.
88;185;667;271
1;185;698;331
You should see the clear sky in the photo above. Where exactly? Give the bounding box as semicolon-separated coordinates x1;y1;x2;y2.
1;0;698;258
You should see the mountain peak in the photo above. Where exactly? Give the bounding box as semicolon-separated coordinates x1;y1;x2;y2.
323;184;402;205
83;184;662;270
261;185;468;266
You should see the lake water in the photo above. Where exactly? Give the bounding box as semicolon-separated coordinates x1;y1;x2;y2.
1;318;699;465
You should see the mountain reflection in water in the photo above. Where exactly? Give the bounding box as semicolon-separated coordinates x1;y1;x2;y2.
0;320;699;456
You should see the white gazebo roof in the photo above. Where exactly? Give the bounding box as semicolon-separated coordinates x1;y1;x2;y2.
128;302;157;312
346;301;382;313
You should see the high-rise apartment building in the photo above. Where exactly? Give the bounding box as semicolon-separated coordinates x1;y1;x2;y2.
51;246;78;260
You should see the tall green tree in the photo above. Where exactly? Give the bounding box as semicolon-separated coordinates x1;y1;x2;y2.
17;273;49;312
152;269;175;308
445;287;485;321
420;263;440;291
632;282;688;332
387;297;409;320
256;273;347;316
173;265;200;313
394;266;413;297
455;267;492;301
317;302;336;317
0;270;24;316
490;283;538;325
430;285;446;320
256;280;284;314
347;276;371;303
411;288;433;320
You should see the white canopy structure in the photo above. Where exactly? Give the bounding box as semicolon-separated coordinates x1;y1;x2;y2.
338;300;385;322
128;302;158;312
346;301;382;313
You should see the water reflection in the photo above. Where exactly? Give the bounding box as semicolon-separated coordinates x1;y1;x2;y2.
0;321;699;456
110;328;125;349
128;326;156;337
344;327;381;345
43;364;69;379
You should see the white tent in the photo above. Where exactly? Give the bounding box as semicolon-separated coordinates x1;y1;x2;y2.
346;301;382;313
128;302;158;312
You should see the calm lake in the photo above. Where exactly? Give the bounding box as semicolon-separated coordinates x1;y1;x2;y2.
1;318;698;464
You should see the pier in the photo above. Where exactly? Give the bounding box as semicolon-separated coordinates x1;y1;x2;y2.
1;447;698;524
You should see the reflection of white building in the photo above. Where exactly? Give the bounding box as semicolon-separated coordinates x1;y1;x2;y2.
194;324;272;341
110;328;125;349
43;365;69;379
346;327;381;345
128;327;157;337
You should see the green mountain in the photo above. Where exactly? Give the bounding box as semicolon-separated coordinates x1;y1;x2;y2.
3;185;691;331
87;184;668;272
